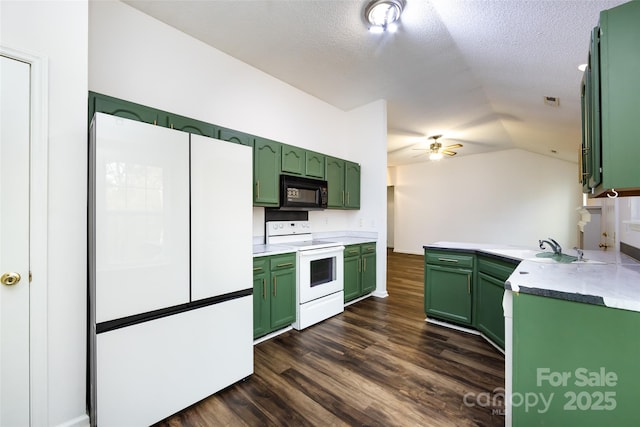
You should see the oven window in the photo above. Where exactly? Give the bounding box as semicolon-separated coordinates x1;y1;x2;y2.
310;257;334;287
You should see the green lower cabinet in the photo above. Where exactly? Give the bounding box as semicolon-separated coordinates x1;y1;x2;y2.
343;245;362;302
512;293;640;426
476;272;506;348
475;256;517;349
253;253;296;339
253;258;270;338
424;264;473;325
344;243;376;303
269;264;296;330
361;244;376;294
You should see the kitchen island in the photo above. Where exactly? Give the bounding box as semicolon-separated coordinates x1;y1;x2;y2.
423;242;640;427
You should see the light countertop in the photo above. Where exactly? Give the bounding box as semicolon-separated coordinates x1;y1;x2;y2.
424;241;640;313
254;232;377;257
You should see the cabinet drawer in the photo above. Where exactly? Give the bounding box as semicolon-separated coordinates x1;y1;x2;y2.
425;251;474;269
478;257;517;282
269;253;296;271
344;244;361;258
361;243;376;254
253;258;268;275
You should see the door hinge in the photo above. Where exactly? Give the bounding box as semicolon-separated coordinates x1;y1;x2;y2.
29;271;32;282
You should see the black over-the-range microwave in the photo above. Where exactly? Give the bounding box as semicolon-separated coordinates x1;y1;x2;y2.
279;174;328;210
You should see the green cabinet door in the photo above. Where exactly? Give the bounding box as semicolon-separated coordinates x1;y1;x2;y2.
361;244;376;294
344;161;361;209
253;258;269;339
89;92;158;125
164;113;216;137
305;151;325;179
343;245;361;302
217;127;253;146
254;138;281;206
270;267;296;330
326;156;345;208
424;264;473;325
476;272;506;348
281;144;305;176
512;293;640;426
581;1;640;196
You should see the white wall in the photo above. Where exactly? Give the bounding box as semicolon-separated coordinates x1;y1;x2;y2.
392;149;582;254
1;1;88;426
387;186;395;248
89;1;388;289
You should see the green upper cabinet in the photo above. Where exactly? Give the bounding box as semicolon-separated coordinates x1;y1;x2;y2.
281;144;305;176
344;161;361;209
163;113;216;138
325;156;360;209
217;127;253;146
325;156;345;208
305;151;325;179
89;92;159;125
88;92;362;206
582;1;640;197
253;137;281;206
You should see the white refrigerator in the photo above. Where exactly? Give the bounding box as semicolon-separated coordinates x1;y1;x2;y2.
89;112;253;426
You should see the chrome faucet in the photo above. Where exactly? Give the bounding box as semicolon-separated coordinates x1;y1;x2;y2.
539;238;562;255
573;247;584;261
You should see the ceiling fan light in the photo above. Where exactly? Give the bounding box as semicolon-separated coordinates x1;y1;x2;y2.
364;0;405;31
429;152;443;161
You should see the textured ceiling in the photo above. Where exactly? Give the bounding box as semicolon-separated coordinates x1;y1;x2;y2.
124;0;628;165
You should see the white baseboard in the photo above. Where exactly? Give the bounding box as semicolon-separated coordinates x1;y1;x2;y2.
55;414;90;427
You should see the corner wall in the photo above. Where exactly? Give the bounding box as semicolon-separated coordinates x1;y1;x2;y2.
1;1;89;426
392;149;582;254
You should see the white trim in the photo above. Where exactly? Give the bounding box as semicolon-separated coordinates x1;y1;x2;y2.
1;45;50;427
253;326;293;345
54;414;90;427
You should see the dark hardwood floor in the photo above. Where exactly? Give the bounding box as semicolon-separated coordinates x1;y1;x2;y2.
155;250;505;427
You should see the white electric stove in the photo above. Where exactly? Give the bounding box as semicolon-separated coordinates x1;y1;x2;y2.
266;221;345;329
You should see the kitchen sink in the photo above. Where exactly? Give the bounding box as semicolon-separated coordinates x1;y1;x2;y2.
527;255;605;265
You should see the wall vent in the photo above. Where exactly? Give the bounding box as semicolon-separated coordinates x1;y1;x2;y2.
543;96;560;107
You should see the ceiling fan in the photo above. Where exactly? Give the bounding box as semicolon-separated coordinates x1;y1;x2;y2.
414;135;463;160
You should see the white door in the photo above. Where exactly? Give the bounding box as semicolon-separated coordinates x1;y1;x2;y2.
0;55;31;426
93;113;190;323
190;134;252;301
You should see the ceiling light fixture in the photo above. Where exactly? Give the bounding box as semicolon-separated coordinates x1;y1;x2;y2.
364;0;405;33
428;135;443;161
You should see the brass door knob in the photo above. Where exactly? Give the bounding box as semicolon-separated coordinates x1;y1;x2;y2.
1;272;21;286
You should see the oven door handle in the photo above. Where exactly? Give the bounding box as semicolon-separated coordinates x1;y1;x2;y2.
298;245;345;257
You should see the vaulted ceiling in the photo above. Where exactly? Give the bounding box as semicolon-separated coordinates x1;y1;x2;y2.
124;0;628;165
